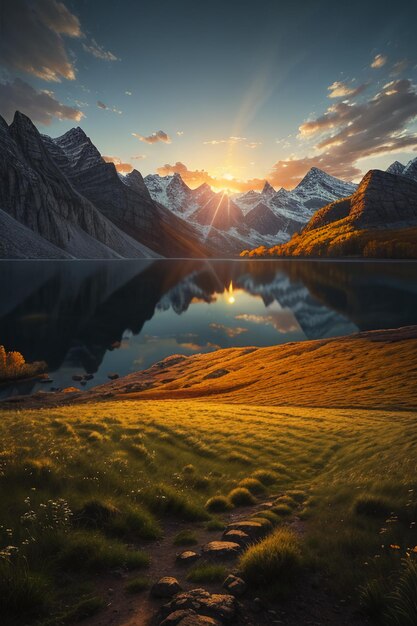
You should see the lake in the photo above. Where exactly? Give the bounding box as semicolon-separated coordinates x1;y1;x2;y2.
1;259;417;397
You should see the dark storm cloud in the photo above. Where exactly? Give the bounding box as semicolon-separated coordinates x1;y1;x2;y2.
0;78;83;125
0;0;81;81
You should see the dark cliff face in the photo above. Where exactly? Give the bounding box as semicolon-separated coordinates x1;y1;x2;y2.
49;127;211;257
0;112;152;258
0;111;214;259
306;169;417;232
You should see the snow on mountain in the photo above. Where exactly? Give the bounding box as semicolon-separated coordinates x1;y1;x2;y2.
290;167;356;208
386;161;406;176
144;172;197;213
402;156;417;182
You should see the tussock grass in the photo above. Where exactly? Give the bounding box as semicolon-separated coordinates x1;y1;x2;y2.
206;518;226;531
125;576;150;594
239;477;266;494
239;528;302;588
252;469;278;485
186;563;228;583
173;529;198;546
229;487;256;506
205;495;231;512
0;399;416;623
57;531;149;572
354;495;394;518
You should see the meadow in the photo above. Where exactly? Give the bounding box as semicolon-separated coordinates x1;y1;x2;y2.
1;398;416;625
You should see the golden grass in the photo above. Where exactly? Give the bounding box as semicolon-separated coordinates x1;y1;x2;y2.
89;327;417;410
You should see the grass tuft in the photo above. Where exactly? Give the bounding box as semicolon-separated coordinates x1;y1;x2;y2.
229;487;256;507
57;531;149;572
354;494;393;518
252;469;278;485
173;529;198;546
239;528;302;588
186;563;228;583
239;477;266;494
205;495;231;513
125;576;150;594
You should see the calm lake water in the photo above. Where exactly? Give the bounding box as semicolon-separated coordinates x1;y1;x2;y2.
1;259;417;397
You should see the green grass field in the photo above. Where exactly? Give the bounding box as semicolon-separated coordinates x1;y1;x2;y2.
0;399;416;624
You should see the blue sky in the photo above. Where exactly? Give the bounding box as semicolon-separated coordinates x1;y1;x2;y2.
1;0;417;190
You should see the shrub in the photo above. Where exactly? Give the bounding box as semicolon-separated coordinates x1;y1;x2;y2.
239;528;302;587
205;495;231;513
354;495;393;518
173;529;198;546
239;478;266;495
186;564;228;583
252;469;278;485
229;487;256;507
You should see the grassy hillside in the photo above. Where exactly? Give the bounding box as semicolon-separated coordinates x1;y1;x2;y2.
241;222;417;258
1;327;416;625
78;326;417;410
0;400;416;624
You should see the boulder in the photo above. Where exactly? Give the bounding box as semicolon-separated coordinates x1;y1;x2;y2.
222;574;246;597
201;541;241;559
176;550;200;565
225;520;266;540
151;577;182;598
222;529;251;546
163;588;236;622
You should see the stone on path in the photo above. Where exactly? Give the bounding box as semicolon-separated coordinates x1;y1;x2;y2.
151;577;182;598
176;550;200;565
162;588;236;622
222;574;247;597
201;541;241;559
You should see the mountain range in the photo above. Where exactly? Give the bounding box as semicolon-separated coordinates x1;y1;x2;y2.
243;156;417;258
1;111;416;259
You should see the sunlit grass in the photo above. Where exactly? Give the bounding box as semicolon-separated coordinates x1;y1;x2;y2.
0;399;416;623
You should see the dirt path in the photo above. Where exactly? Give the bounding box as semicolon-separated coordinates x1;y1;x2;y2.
81;499;369;626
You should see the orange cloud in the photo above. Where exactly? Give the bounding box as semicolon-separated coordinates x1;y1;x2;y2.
103;156;133;173
156;161;266;192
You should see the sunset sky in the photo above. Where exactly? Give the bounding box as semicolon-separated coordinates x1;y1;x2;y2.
1;0;417;191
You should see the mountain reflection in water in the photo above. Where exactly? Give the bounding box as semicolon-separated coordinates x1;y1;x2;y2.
1;259;417;397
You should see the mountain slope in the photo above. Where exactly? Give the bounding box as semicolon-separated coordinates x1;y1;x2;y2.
245;202;284;235
0;209;71;259
242;169;417;258
0;112;156;259
49;129;210;258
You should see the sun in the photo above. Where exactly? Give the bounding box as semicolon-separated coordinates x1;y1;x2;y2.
223;173;234;181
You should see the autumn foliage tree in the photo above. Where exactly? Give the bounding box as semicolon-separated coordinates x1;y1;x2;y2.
0;345;47;382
